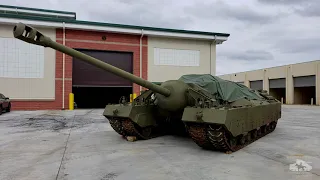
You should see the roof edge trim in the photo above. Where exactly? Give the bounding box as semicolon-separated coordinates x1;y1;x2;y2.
0;13;230;41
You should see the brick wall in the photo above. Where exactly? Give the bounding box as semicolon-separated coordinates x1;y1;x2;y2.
11;28;148;110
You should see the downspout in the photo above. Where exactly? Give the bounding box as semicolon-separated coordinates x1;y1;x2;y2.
210;42;211;75
139;29;144;92
62;22;66;109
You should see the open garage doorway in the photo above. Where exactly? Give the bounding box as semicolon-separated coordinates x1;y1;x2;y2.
72;49;133;108
72;86;132;108
269;78;286;103
293;75;316;105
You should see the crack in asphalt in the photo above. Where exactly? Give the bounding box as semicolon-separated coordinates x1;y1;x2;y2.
55;110;94;180
55;114;75;180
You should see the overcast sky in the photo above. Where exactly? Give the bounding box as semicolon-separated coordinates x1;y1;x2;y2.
2;0;320;75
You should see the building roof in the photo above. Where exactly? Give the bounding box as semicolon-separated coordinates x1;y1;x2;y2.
218;59;320;76
0;4;230;43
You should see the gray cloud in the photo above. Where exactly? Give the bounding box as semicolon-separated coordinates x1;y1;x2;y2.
257;0;305;5
258;0;320;17
3;0;195;29
185;0;281;24
84;0;193;29
295;4;320;17
1;0;319;75
218;50;274;61
273;37;320;54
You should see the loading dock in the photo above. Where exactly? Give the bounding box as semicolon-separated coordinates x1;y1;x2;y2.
269;78;286;103
250;80;263;90
72;49;133;108
293;75;316;105
219;60;320;105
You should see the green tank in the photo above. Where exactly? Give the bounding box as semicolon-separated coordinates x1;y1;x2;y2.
13;22;281;152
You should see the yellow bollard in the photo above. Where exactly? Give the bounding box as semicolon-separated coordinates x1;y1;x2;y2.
130;93;137;103
69;93;74;110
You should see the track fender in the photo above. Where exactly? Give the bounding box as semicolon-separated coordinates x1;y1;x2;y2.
103;104;157;127
182;102;281;137
182;107;228;125
182;107;249;137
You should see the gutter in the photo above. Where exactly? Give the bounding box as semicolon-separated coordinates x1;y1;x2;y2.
0;17;229;42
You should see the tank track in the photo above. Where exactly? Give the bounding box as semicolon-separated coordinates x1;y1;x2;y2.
109;117;278;153
186;121;278;153
108;117;158;140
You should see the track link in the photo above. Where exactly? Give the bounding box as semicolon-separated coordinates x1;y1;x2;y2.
108;117;157;140
108;118;126;136
187;121;278;153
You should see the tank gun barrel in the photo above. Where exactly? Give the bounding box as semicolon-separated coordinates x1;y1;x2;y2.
13;22;171;97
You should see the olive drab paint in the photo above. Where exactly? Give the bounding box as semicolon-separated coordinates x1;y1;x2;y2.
13;22;282;153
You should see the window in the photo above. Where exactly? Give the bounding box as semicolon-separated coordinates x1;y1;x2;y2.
154;48;200;66
0;37;44;78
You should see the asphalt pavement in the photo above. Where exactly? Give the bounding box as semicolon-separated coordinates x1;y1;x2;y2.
0;105;319;180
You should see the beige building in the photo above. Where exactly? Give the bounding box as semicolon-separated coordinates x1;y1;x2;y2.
0;25;56;101
219;60;320;105
0;5;229;110
148;37;216;82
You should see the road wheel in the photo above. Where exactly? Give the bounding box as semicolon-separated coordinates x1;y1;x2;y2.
7;103;11;112
0;106;2;115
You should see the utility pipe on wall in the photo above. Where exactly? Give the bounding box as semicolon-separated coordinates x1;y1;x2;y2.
139;29;144;92
210;42;212;75
62;22;66;109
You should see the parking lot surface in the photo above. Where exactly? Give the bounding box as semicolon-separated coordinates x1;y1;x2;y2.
0;105;319;180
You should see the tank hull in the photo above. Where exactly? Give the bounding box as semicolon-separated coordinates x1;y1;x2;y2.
12;22;282;153
103;87;281;153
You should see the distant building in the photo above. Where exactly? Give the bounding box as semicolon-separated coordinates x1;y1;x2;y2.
0;5;229;110
219;60;320;105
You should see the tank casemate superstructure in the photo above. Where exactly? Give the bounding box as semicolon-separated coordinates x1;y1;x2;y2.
13;22;281;152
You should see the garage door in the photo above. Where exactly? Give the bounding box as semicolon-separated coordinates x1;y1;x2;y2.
294;75;315;87
269;78;286;88
72;49;133;87
250;80;263;90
